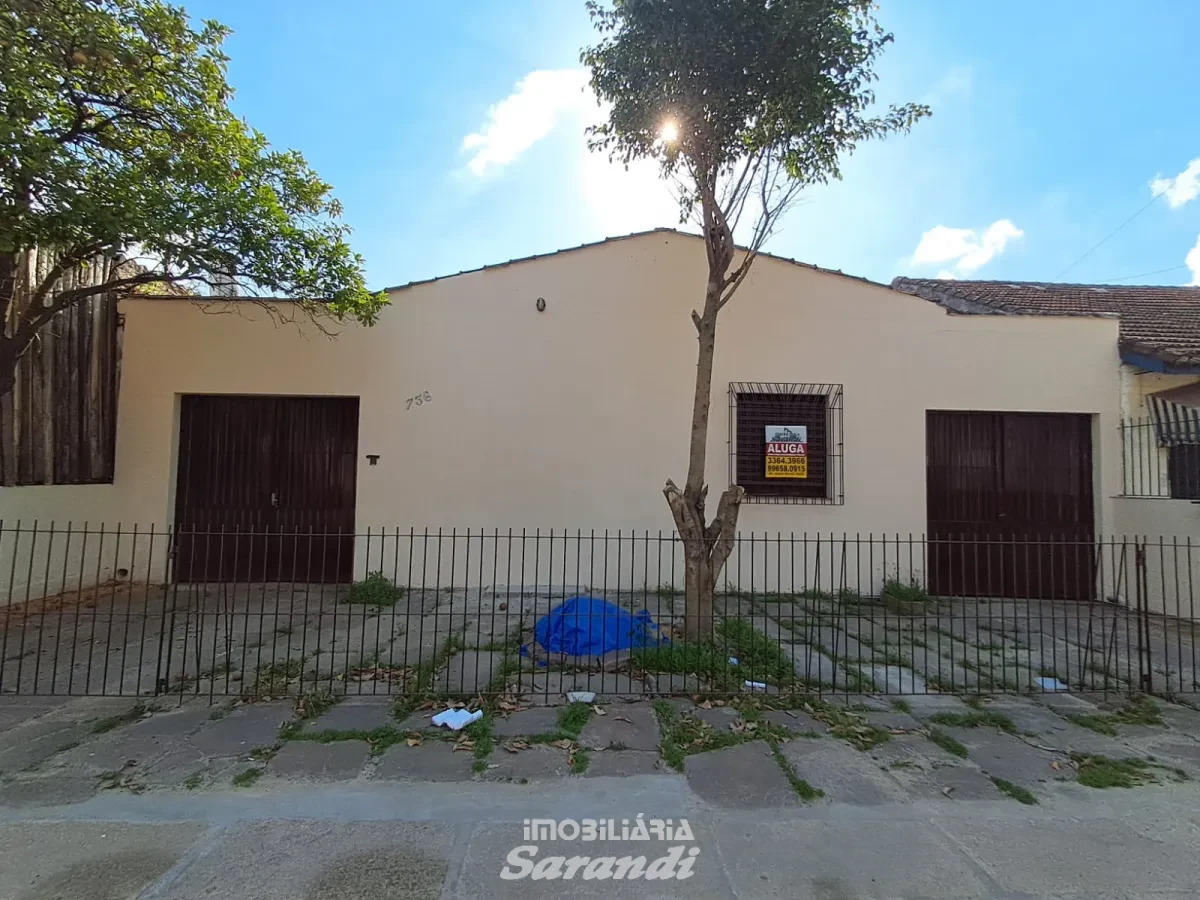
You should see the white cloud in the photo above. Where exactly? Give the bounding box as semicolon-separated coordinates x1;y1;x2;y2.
460;68;679;235
1187;234;1200;286
911;219;1024;276
461;69;590;177
1150;158;1200;209
936;270;957;280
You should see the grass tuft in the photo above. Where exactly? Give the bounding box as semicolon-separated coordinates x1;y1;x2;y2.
569;750;590;774
770;742;823;800
231;768;262;788
344;571;405;607
927;727;969;758
889;698;912;714
90;702;151;734
557;703;592;739
929;711;1016;733
1072;753;1187;789
990;776;1037;804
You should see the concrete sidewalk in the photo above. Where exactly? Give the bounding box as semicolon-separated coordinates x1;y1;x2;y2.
3;691;1200;898
2;776;1200;898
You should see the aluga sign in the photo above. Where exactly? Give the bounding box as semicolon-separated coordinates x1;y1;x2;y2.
765;424;808;479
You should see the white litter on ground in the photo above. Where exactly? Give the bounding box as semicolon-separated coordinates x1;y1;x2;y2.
743;681;768;691
566;691;596;704
728;657;740;666
1034;676;1070;692
431;708;483;730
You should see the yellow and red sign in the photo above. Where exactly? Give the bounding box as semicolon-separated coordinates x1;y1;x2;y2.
765;425;808;479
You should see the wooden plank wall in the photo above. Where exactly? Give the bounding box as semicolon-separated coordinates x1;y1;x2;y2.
1;248;120;486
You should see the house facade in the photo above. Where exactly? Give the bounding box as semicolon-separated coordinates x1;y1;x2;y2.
892;277;1200;544
5;230;1128;600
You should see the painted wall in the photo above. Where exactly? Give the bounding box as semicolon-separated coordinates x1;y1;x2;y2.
3;232;1124;598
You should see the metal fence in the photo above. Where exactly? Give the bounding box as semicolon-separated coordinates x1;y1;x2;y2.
1;523;1197;701
1121;416;1200;499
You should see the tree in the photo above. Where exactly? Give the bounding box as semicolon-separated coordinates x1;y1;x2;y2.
0;0;386;397
583;0;929;638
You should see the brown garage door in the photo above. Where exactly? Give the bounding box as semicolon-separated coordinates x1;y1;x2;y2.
926;411;1094;600
173;395;359;582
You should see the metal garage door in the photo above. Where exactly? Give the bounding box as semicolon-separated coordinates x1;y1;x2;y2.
926;411;1095;600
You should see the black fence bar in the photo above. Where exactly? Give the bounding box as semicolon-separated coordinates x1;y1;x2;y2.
1;523;1199;701
1121;417;1200;499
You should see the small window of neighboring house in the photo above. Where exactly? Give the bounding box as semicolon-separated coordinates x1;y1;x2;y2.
729;383;844;504
1169;445;1200;500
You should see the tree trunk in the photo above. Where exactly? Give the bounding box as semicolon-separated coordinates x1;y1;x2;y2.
664;275;744;640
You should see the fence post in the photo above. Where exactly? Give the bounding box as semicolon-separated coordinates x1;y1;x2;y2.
1134;539;1154;695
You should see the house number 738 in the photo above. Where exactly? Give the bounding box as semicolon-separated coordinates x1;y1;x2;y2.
406;391;432;410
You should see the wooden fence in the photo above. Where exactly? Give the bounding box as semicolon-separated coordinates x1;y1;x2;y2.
1;248;121;485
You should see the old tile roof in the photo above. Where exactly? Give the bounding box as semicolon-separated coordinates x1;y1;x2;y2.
891;277;1200;370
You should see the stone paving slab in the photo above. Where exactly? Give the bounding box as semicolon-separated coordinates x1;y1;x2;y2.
490;707;561;737
307;700;395;733
942;726;1069;785
863;708;924;731
270;741;371;779
691;704;741;730
150;820;453;900
0;821;206;900
581;749;663;777
52;729;176;773
578;703;659;751
483;746;571;781
684;740;800;809
0;698;70;730
781;738;910;806
126;704;214;737
762;708;828;734
0;717;94;774
0;774;99;808
444;650;508;693
865;733;970;770
189;702;294;755
372;743;475;781
887;761;1004;802
977;696;1072;734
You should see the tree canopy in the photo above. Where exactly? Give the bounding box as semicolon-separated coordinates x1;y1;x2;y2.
1;0;385;390
583;0;928;638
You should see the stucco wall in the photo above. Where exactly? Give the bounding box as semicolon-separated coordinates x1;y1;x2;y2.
2;232;1124;597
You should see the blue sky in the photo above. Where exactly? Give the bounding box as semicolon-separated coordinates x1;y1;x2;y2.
189;0;1200;290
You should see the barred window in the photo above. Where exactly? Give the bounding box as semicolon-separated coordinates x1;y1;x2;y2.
729;383;844;504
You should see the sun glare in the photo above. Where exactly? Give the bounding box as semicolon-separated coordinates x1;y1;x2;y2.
660;119;680;143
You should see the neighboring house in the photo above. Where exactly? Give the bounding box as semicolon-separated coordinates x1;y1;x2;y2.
892;277;1200;543
5;229;1130;603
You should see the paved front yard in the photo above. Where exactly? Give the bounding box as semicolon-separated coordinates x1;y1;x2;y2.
3;690;1200;809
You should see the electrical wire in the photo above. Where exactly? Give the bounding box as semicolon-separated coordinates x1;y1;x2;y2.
1056;191;1164;278
1096;264;1189;283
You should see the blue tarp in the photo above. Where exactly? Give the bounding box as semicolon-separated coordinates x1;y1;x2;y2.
524;596;664;659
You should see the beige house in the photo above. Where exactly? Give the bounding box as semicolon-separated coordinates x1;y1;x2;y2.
3;230;1143;601
892;278;1200;543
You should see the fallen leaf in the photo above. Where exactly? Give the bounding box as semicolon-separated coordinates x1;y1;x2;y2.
551;739;573;750
592;705;605;716
714;700;727;707
614;715;632;723
698;700;713;710
453;741;474;752
941;786;955;797
783;710;798;719
486;763;500;769
504;740;530;753
406;736;422;747
1050;760;1062;771
889;728;907;735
